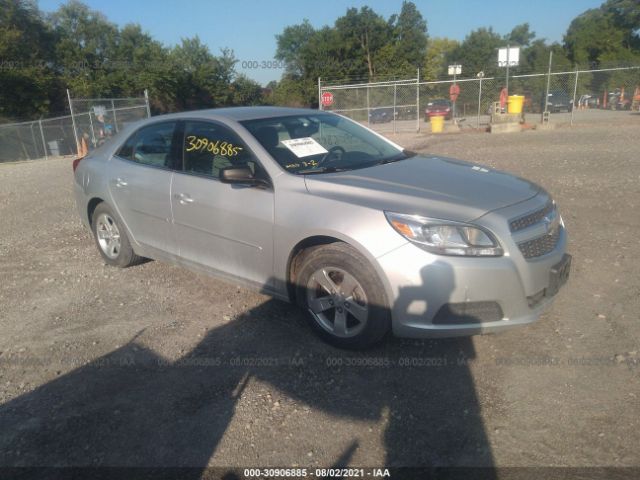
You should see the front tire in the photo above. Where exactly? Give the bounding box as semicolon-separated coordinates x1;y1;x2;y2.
91;203;142;268
295;243;391;349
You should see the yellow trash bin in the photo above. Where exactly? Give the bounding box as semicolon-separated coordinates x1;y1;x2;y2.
508;95;524;114
430;115;445;133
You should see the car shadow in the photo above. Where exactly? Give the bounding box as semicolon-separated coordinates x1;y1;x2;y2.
0;261;495;477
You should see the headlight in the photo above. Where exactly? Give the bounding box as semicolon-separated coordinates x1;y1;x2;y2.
385;212;503;256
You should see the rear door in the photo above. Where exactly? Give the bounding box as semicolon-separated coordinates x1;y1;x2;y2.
109;121;180;255
171;119;275;288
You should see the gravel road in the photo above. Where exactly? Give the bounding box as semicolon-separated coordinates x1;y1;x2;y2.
0;114;639;474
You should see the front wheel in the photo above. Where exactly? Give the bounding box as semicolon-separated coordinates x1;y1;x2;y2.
91;203;142;267
295;243;391;349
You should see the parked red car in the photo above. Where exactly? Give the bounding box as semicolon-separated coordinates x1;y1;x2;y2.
424;99;452;121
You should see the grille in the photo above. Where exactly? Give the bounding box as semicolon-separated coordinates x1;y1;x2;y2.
518;229;561;259
510;201;554;232
432;301;504;325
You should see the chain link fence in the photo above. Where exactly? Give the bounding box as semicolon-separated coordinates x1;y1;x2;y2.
0;91;150;163
319;65;640;133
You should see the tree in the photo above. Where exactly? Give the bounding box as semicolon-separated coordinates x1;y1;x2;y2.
564;0;640;66
108;24;176;111
505;23;536;47
275;20;315;77
266;75;313;107
451;27;503;76
335;7;391;79
170;38;238;110
423;37;460;80
388;1;428;68
0;0;57;119
48;0;119;96
230;75;264;105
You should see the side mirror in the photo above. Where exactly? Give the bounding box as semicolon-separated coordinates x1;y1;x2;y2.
220;165;268;187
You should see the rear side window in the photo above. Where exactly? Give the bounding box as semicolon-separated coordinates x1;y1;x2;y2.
117;122;177;169
182;121;257;179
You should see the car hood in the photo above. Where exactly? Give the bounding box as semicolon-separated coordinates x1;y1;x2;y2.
304;155;541;222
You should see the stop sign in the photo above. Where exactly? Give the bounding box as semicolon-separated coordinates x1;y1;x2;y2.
449;83;460;102
321;91;334;107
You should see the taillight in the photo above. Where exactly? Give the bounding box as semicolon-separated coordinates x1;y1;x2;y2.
72;157;82;172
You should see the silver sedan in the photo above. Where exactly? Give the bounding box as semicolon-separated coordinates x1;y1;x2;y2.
73;107;570;349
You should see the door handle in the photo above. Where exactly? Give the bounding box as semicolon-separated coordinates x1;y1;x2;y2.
175;193;194;205
115;178;128;187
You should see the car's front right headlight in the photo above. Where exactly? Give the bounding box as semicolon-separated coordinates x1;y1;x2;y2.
385;212;503;257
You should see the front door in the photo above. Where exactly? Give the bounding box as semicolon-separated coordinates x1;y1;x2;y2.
171;120;274;289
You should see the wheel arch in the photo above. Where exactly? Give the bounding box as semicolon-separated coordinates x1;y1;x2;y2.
285;234;394;309
286;235;341;302
87;197;105;226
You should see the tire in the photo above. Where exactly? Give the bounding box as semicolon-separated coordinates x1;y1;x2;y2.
295;242;391;349
91;202;142;268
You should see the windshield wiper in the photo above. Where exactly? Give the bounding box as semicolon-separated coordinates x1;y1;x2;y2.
377;149;417;165
297;166;351;175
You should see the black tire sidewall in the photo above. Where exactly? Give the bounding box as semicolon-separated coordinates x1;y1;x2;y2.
295;243;391;349
91;203;136;267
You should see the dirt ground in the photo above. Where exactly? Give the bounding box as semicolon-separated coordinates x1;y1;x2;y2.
0;114;639;475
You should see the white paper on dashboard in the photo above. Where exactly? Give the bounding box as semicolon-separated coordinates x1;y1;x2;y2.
281;137;328;158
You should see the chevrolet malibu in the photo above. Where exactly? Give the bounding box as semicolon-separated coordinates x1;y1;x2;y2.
73;107;571;349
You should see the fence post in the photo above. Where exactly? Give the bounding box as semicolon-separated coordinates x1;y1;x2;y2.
477;76;483;129
39;119;48;160
393;83;397;134
543;51;553;123
366;86;370;126
416;68;420;133
111;99;119;133
88;110;96;148
318;77;322;111
570;69;579;126
144;89;151;118
67;89;80;156
29;123;38;159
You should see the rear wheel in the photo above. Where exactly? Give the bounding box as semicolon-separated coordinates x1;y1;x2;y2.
91;203;142;267
295;243;391;349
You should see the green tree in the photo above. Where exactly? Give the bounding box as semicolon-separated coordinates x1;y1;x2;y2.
564;0;640;66
108;24;176;111
275;19;315;76
388;1;428;68
230;74;264;105
423;37;460;80
505;23;536;47
170;38;237;110
335;6;391;79
0;0;57;119
266;75;313;107
451;27;503;77
48;0;119;96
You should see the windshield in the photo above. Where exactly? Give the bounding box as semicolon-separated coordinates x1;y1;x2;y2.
240;113;407;174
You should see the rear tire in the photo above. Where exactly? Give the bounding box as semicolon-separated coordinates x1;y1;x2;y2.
91;203;142;268
295;243;391;349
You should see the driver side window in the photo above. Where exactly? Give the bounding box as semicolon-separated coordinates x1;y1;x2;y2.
182;121;259;179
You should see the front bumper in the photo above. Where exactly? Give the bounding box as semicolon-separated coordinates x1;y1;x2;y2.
376;218;569;338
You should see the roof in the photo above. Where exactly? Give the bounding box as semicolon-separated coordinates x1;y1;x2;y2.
148;106;322;123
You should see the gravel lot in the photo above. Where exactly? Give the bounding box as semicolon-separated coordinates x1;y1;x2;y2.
0;114;639;474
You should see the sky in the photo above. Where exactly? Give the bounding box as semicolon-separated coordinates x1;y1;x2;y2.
38;0;603;85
